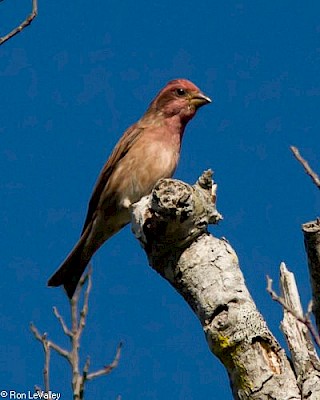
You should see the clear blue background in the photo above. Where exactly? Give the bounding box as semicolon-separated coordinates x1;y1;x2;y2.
1;1;319;398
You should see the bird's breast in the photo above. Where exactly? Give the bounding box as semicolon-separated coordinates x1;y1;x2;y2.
111;139;180;208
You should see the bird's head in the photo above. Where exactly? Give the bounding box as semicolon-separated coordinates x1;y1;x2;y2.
147;79;212;122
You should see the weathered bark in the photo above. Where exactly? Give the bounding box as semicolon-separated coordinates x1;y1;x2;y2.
279;262;320;400
303;219;320;335
131;171;300;399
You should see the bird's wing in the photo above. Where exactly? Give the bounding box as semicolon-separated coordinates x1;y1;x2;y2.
81;123;144;234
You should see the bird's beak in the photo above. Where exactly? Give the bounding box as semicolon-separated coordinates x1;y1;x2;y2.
190;91;212;108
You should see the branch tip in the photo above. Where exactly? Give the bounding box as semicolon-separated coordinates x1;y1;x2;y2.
0;0;38;46
290;145;320;188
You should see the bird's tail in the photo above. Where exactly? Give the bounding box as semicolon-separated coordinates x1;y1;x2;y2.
47;231;91;299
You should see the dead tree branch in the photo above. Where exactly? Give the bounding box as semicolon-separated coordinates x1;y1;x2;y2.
0;0;38;46
266;272;320;348
31;268;122;399
302;220;320;335
53;306;72;338
131;170;300;399
29;325;51;392
267;263;320;399
290;146;320;335
290;145;320;189
86;342;123;380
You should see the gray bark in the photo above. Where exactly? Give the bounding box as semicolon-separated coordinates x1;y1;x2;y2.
131;171;301;399
279;262;320;400
303;219;320;335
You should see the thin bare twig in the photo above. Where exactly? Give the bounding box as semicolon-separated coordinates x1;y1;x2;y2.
290;145;320;189
43;337;50;391
86;342;123;380
69;270;92;399
53;306;72;338
0;0;38;46
29;324;51;391
32;268;122;399
79;266;92;336
30;322;44;342
71;268;90;333
30;322;70;360
266;276;320;347
48;341;71;361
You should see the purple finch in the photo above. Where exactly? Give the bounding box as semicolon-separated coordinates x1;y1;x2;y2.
48;79;211;298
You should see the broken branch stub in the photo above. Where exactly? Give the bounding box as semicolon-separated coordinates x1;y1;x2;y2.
303;219;320;334
132;169;222;269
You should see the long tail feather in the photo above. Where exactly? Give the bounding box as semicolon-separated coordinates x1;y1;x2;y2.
48;233;91;299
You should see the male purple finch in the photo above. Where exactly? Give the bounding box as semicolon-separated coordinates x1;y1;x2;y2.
48;79;211;298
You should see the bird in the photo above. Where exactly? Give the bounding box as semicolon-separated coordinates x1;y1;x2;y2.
48;79;211;298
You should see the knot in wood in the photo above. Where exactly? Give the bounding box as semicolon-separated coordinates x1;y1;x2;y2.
151;179;193;221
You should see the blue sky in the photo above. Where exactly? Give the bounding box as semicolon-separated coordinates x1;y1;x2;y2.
1;1;319;398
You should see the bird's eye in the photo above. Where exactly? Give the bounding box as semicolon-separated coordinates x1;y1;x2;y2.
175;88;186;96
